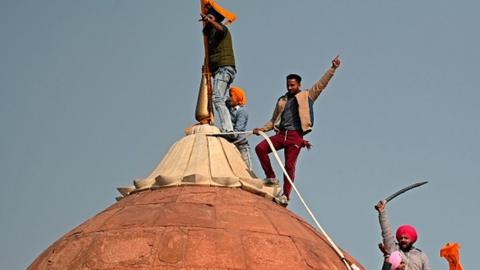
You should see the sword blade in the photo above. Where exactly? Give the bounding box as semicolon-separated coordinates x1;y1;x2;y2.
385;181;428;203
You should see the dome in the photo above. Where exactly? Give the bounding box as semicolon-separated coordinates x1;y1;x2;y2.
28;125;364;269
28;186;364;269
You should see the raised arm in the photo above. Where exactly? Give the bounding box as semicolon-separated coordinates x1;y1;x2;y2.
200;13;225;32
307;56;341;101
375;200;397;253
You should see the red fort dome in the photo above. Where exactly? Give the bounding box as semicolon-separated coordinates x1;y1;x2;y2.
28;125;364;270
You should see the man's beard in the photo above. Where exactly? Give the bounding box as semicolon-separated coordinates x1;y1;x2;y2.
399;243;413;251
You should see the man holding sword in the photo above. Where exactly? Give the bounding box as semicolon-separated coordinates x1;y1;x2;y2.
375;198;431;270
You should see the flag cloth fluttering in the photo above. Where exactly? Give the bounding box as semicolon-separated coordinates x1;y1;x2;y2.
201;0;237;24
440;242;463;270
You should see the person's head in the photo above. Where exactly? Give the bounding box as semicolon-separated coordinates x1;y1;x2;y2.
228;86;247;107
396;225;418;251
206;6;225;23
286;74;302;94
388;251;406;270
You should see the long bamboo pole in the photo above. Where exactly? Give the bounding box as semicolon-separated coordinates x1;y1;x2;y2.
201;1;214;124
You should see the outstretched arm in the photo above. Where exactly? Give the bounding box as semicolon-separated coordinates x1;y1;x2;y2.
308;55;341;101
375;200;397;253
307;55;341;101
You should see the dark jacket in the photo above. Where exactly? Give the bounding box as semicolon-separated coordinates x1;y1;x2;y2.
205;25;235;72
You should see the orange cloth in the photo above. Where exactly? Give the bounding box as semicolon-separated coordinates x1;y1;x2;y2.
229;86;247;105
201;0;237;24
440;242;463;270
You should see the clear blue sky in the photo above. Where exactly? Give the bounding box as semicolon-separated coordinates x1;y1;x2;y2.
1;1;479;269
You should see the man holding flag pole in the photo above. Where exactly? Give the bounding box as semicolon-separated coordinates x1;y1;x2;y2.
198;0;237;139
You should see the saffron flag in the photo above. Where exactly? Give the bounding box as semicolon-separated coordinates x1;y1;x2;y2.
440;242;463;270
201;0;237;24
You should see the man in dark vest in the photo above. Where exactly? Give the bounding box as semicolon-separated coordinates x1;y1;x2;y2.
201;5;236;135
253;56;341;206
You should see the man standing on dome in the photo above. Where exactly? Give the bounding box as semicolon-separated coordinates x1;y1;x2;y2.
200;3;236;136
253;56;341;206
375;200;431;270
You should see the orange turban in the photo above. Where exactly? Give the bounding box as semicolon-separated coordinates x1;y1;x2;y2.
201;0;237;24
440;242;463;270
230;86;247;105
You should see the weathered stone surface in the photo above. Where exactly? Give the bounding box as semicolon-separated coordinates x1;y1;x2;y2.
177;190;217;204
100;204;162;230
155;227;187;265
216;204;277;233
243;232;305;270
83;229;158;268
67;208;122;236
28;186;364;270
184;228;246;269
293;237;342;269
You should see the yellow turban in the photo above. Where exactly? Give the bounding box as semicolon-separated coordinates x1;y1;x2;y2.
201;0;237;24
229;86;247;105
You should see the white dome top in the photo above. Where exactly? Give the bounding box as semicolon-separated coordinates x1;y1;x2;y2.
117;124;279;199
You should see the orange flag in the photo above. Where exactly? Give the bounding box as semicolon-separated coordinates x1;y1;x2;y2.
440;242;463;270
201;0;237;24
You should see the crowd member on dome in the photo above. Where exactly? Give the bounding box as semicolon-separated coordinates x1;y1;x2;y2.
375;200;431;270
252;56;341;207
200;3;237;137
227;86;252;169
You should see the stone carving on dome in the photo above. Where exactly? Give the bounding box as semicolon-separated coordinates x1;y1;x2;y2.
117;124;280;200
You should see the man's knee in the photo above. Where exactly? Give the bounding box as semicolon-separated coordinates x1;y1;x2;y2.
255;142;267;155
285;162;296;172
284;155;299;172
255;144;263;154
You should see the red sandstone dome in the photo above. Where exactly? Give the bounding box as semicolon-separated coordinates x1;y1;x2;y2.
29;186;363;270
28;125;364;270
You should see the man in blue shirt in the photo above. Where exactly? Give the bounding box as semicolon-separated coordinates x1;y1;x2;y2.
227;86;251;169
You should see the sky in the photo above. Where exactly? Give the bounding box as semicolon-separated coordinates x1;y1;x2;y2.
1;0;479;269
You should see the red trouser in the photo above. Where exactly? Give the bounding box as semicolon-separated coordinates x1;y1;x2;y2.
255;130;304;199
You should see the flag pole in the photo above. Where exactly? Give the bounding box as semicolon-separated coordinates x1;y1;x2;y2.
200;1;214;124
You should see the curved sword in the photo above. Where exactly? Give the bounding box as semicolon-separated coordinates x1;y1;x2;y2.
385;181;428;203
